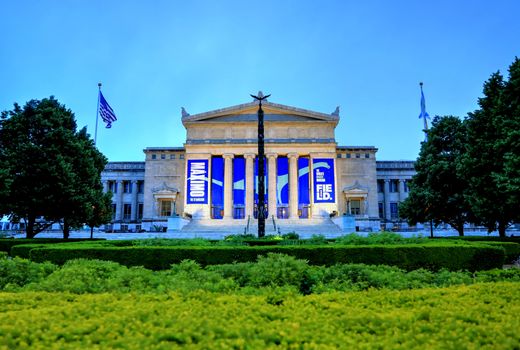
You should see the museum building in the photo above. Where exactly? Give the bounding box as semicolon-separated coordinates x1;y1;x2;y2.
101;96;415;235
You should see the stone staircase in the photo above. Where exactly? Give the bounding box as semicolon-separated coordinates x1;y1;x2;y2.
174;216;344;239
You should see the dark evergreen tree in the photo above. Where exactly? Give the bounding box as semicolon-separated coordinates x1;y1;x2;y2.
463;58;520;236
400;116;472;236
0;97;111;238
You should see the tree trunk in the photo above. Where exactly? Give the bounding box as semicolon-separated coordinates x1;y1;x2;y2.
455;219;464;236
63;220;70;240
90;226;94;239
26;214;36;239
498;220;507;238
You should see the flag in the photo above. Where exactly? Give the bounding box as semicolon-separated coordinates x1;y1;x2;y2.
99;91;117;128
418;87;429;129
418;85;429;140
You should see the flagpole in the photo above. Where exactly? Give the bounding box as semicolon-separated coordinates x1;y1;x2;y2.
94;82;102;145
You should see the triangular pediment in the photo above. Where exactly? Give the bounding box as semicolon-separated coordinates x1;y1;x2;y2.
182;100;339;125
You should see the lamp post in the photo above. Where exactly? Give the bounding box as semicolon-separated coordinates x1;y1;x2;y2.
250;92;270;238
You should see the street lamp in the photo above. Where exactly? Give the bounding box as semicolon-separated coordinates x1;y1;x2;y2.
250;92;270;238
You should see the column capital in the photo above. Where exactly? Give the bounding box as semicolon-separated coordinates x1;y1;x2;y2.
222;153;235;160
131;180;138;184
288;152;299;159
117;180;124;184
244;153;256;160
383;179;390;183
266;152;278;159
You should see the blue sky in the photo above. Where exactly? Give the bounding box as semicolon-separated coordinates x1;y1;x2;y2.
1;0;519;161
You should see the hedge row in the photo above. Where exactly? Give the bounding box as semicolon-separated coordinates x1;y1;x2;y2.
1;283;519;349
0;238;106;254
18;243;505;271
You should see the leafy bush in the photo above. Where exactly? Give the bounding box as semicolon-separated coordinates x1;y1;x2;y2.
1;283;519;349
336;232;428;245
282;232;300;240
2;255;520;295
132;238;212;246
0;255;56;290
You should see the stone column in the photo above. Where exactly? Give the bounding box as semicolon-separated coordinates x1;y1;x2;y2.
131;180;138;221
244;153;255;219
102;181;109;193
116;180;124;221
223;153;234;219
288;153;299;219
398;179;405;202
383;179;391;221
267;153;278;220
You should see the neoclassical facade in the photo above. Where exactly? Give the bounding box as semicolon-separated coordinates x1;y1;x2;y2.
101;96;415;234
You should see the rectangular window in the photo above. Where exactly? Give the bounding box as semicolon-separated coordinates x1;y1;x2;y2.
123;204;131;220
123;181;131;193
337;153;342;158
137;181;144;194
160;200;172;217
111;204;116;220
151;154;157;160
350;199;361;215
365;153;370;158
378;202;384;218
346;154;351;158
161;154;166;160
390;202;399;219
170;154;175;159
179;154;185;159
121;224;128;232
390;180;399;192
356;153;361;158
377;180;384;193
138;203;144;219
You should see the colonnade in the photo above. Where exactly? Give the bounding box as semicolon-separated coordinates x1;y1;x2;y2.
220;152;301;220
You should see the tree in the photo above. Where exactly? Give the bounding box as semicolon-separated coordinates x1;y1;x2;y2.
463;58;520;237
400;116;473;236
86;192;113;239
0;97;111;238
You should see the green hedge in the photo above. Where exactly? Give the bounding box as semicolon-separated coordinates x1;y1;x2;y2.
436;236;520;243
24;243;505;271
0;238;106;255
10;240;131;258
473;242;520;263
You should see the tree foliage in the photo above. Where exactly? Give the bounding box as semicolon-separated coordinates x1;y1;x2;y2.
463;58;520;237
402;57;520;237
400;116;472;235
0;97;111;238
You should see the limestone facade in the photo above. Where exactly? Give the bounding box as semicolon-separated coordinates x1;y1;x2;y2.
101;97;417;232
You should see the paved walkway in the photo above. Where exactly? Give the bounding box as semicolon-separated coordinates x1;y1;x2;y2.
6;229;517;240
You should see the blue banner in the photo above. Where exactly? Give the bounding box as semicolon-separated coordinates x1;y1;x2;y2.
298;158;310;205
211;157;224;218
233;158;245;205
313;158;335;203
277;157;289;205
254;157;268;204
186;159;209;204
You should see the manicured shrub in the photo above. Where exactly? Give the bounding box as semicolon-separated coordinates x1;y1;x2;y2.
336;232;428;245
25;243;505;271
0;283;519;349
132;238;212;246
0;255;56;290
0;238;106;255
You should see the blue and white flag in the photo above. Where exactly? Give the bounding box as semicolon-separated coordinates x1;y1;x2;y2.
99;91;117;128
418;87;429;128
418;85;429;140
